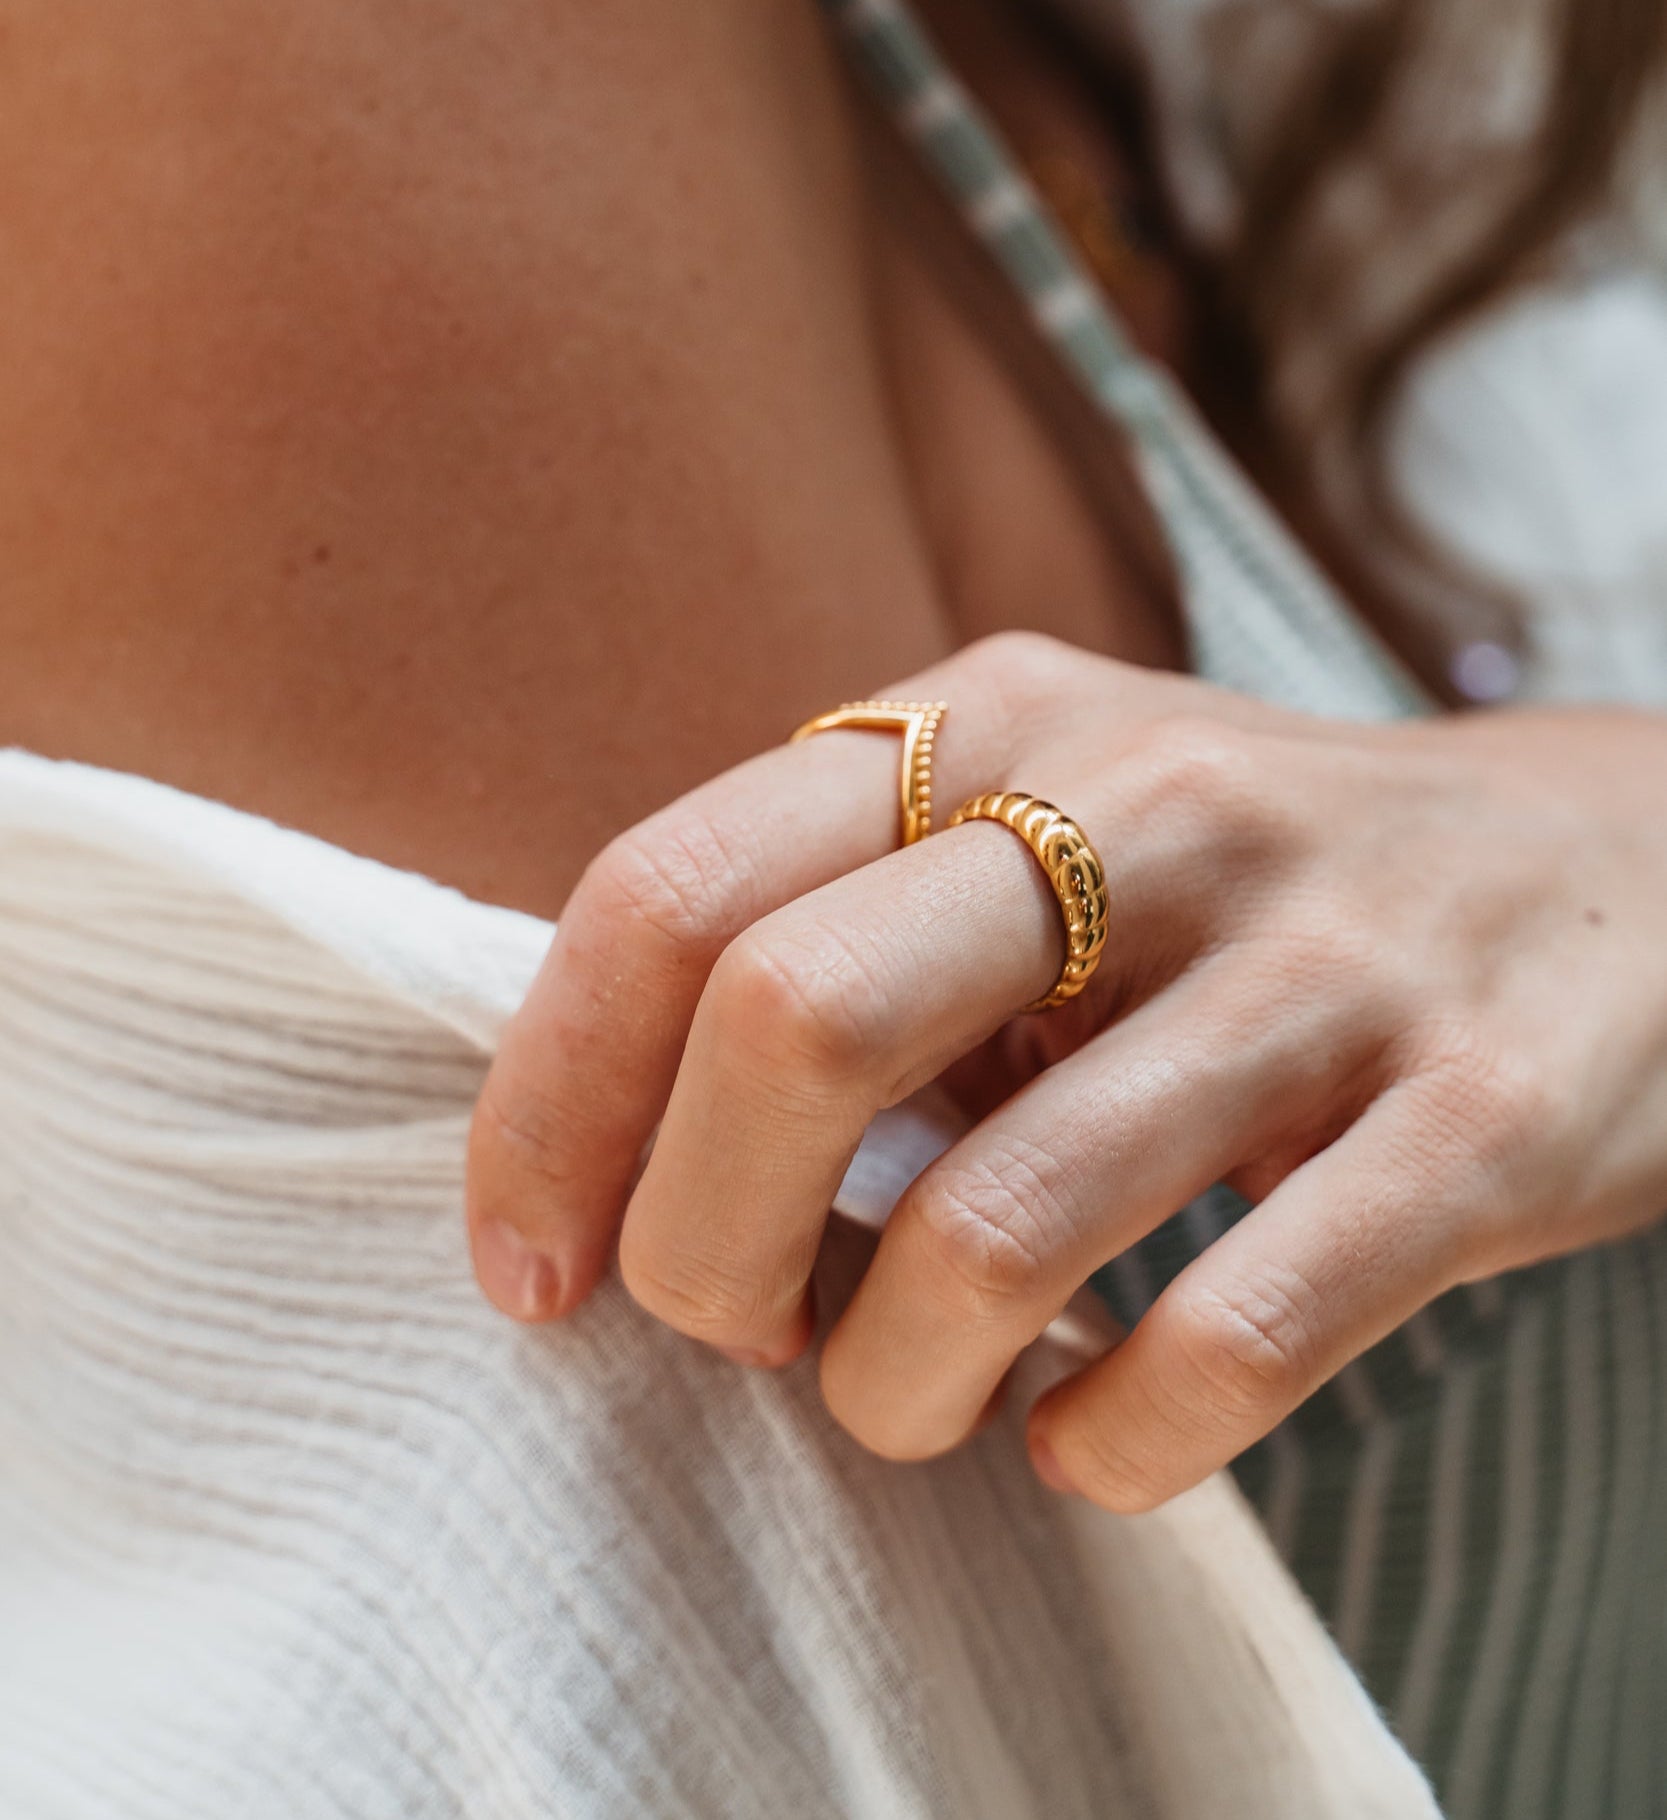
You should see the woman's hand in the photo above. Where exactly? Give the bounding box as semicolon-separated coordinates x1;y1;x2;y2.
466;632;1667;1510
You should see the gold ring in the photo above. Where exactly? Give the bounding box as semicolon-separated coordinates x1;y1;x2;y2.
947;792;1109;1010
789;700;948;846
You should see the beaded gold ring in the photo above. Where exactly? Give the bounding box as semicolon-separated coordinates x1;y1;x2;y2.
789;700;949;847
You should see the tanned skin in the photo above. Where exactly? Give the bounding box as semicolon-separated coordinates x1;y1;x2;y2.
0;0;1179;916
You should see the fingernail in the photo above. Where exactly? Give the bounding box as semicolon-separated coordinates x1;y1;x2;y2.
475;1218;561;1322
717;1298;815;1370
717;1340;808;1370
1029;1433;1079;1497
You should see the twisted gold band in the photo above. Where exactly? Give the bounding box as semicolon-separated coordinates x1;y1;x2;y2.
948;792;1109;1010
789;699;948;846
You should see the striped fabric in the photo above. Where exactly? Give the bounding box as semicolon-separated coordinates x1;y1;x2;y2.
825;0;1429;725
827;4;1667;1814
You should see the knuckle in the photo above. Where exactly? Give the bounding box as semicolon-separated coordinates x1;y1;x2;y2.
1137;712;1254;792
707;922;889;1087
470;1068;576;1196
1121;715;1283;849
961;629;1087;731
907;1143;1068;1319
1053;1395;1182;1514
620;1239;773;1341
1412;1033;1560;1199
581;814;748;956
1262;896;1395;1012
1165;1263;1322;1422
959;630;1160;762
967;628;1077;693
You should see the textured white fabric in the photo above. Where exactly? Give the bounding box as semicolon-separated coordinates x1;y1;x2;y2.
17;12;1660;1809
0;751;1439;1819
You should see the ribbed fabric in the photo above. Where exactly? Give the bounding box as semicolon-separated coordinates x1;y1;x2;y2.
827;7;1667;1814
0;754;1438;1819
1;6;1657;1815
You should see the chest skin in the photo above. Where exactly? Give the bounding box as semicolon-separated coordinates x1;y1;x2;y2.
0;0;1181;916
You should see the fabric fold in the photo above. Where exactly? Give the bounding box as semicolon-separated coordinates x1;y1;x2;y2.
0;746;1437;1818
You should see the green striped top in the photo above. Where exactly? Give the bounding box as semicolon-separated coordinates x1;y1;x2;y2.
827;5;1667;1813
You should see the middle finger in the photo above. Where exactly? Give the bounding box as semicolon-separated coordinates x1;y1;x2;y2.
618;813;1064;1362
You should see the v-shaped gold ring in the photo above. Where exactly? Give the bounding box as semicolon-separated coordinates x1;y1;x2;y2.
789;699;949;846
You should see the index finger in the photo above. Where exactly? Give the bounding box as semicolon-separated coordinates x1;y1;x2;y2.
467;740;900;1319
464;640;1060;1321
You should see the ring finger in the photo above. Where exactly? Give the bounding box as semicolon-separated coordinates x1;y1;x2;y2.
616;809;1069;1360
816;939;1388;1457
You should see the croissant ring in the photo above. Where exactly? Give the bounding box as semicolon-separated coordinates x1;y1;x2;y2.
947;792;1109;1010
